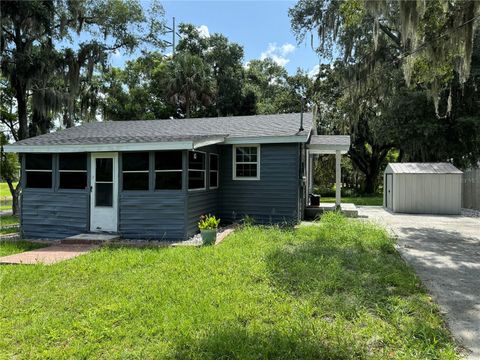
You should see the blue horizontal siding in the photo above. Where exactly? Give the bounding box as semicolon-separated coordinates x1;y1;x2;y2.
21;190;89;239
186;190;218;237
119;192;185;240
219;144;300;224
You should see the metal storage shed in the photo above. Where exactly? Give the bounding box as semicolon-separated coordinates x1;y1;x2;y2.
384;163;463;215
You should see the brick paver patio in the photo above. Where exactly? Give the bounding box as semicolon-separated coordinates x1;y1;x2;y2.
0;243;98;265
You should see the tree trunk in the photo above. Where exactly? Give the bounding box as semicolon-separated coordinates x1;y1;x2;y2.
15;81;28;140
364;171;378;194
6;178;20;216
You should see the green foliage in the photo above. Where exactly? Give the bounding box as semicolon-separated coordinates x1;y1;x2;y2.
1;0;166;139
163;53;214;118
0;240;46;257
0;215;458;358
0;133;19;183
198;214;221;230
290;0;480;110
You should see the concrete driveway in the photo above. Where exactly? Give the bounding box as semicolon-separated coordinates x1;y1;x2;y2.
358;206;480;359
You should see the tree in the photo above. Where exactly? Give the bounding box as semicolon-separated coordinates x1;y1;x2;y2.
290;0;480;113
101;52;174;120
244;59;315;114
0;132;20;214
164;53;214;118
1;0;166;140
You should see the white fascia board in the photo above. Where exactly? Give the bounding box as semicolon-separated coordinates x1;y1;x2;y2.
3;141;194;153
307;143;350;153
223;134;309;145
192;136;227;149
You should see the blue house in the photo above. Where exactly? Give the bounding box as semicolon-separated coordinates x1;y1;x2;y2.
4;113;350;240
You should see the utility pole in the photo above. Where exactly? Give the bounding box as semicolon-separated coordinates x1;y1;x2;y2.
164;17;180;57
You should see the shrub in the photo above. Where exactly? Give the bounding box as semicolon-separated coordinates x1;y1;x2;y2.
198;214;220;230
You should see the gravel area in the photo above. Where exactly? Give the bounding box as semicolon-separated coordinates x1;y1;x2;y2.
462;208;480;217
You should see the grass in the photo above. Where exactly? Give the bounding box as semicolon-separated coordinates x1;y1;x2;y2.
0;240;46;257
322;195;383;206
0;182;16;212
0;215;19;235
0;213;458;359
0;215;19;227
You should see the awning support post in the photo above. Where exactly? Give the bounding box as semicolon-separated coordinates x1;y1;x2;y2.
335;150;341;209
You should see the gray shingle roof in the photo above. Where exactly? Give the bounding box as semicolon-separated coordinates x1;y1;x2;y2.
309;135;350;146
9;113;312;147
387;163;463;174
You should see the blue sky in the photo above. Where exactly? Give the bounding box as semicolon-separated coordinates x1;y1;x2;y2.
111;0;322;76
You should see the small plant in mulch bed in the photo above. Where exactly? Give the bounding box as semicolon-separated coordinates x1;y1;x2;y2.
198;214;220;245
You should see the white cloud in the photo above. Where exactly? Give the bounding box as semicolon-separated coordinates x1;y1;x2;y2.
260;42;296;67
281;43;295;55
197;25;210;38
113;49;122;58
308;64;320;79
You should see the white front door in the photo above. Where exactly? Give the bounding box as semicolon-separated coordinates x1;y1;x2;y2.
90;152;118;232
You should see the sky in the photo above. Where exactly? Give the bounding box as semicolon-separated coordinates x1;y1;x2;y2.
110;0;323;76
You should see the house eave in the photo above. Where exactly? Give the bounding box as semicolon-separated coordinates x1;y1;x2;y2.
223;134;309;145
4;141;197;153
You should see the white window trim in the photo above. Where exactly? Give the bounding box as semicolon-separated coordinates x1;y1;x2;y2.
232;144;260;180
209;153;219;189
188;150;206;191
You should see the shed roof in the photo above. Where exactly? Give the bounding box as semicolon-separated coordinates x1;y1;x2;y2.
5;113;312;153
386;163;462;174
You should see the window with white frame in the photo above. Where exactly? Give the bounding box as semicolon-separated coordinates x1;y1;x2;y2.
25;154;53;188
233;145;260;180
188;151;206;190
209;153;219;189
59;153;87;189
155;151;182;190
122;152;149;190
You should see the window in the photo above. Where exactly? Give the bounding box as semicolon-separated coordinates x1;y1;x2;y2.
25;154;52;188
59;153;87;189
209;153;219;189
95;158;114;206
233;145;260;180
155;151;182;190
122;152;149;190
188;151;206;190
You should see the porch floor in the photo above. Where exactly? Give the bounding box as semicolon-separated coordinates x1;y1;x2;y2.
305;203;358;219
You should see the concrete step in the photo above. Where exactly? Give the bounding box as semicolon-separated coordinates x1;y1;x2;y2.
304;203;358;219
61;233;120;244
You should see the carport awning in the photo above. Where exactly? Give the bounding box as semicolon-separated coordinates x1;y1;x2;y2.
307;135;350;154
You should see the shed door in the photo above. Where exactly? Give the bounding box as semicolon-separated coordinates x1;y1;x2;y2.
90;153;118;232
386;174;393;209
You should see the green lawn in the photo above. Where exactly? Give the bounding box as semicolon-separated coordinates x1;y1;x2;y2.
0;182;16;212
0;215;19;235
0;213;457;359
322;195;383;206
0;240;46;257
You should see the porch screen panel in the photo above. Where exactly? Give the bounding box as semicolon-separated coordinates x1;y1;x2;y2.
155;151;182;190
122;152;149;190
209;153;219;189
25;154;53;188
59;153;87;189
188;151;206;190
